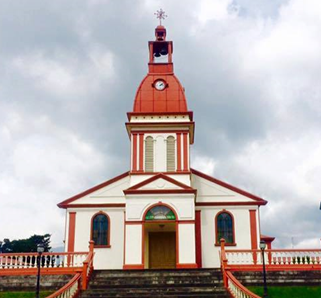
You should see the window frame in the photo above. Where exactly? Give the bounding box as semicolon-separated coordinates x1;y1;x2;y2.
214;210;236;247
91;211;111;248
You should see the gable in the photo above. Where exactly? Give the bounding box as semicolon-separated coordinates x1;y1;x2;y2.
58;171;129;208
124;173;196;195
191;168;267;205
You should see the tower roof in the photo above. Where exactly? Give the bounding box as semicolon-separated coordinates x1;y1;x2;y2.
132;25;189;113
133;74;188;113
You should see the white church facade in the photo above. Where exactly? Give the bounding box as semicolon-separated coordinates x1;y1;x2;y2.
58;25;268;270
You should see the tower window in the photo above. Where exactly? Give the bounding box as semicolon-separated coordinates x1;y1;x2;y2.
167;136;175;171
145;136;154;172
91;213;110;247
216;211;235;245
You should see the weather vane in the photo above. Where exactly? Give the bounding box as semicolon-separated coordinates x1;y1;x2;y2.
154;9;167;26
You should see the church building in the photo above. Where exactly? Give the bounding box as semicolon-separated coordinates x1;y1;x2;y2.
58;24;268;270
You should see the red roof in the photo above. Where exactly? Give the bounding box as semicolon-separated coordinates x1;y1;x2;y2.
133;74;188;113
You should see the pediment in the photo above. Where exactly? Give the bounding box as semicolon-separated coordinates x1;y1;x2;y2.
124;173;196;195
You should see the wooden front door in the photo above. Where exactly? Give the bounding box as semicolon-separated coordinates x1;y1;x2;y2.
149;232;176;269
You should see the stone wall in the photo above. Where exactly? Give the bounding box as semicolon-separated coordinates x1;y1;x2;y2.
234;270;321;287
0;275;73;291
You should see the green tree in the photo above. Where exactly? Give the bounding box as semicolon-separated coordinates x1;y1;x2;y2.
0;234;51;253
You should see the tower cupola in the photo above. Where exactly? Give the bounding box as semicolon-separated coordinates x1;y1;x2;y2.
127;13;195;174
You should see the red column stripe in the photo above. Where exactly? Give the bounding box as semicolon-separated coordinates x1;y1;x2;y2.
183;133;188;171
67;212;76;253
195;210;202;268
132;134;137;172
249;210;258;250
139;134;144;171
177;133;182;171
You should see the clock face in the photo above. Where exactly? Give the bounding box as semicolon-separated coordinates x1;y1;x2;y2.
154;80;166;91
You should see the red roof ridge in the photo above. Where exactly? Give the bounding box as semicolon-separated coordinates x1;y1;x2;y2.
191;168;267;205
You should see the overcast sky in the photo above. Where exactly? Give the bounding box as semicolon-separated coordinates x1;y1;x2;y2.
0;0;320;249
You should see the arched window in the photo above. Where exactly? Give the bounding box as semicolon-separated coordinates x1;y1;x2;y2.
145;136;154;172
92;213;110;246
145;205;176;221
166;136;175;171
216;211;234;245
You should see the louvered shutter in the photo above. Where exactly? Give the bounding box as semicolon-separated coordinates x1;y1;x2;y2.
167;136;176;171
145;136;154;172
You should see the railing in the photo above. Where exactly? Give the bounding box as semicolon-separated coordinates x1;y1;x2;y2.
220;239;263;298
226;271;261;298
46;273;81;298
45;241;95;298
0;252;88;271
225;248;321;269
81;242;94;291
220;238;321;298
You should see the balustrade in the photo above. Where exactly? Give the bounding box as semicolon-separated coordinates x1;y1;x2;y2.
225;249;321;267
0;252;88;271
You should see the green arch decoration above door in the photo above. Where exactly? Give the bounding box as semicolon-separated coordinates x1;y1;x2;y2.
145;205;176;220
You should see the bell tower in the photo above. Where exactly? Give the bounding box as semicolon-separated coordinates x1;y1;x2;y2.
126;17;195;186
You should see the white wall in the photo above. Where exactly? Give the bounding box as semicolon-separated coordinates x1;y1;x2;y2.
199;207;255;268
178;223;196;264
125;224;142;265
68;208;124;270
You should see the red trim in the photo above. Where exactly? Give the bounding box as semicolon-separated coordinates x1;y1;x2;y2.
229;265;321;272
90;211;111;247
142;223;145;268
127;111;194;121
127;130;190;134
176;221;179;266
126;121;195;127
125;189;196;195
125;220;194;224
215;210;236;245
130;171;191;175
122;264;144;270
125;221;144;225
176;263;198;269
132;133;137;172
177;133;182;171
191;168;267;204
67;212;76;253
139;133;144;171
58;171;129;208
195;210;202;268
65;203;125;208
124;172;195;192
196;202;266;206
178;220;195;224
183;133;188;171
249;210;258;250
123;211;126;266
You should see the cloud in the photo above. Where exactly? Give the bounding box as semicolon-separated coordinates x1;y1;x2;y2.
0;0;320;249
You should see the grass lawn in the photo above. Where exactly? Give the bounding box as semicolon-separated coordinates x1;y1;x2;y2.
248;286;321;298
0;291;53;298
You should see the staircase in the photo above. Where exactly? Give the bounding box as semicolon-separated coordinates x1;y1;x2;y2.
79;268;231;298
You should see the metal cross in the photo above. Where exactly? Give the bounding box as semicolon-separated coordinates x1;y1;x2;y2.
154;9;168;26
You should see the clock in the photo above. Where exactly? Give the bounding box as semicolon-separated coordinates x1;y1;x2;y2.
154;80;166;91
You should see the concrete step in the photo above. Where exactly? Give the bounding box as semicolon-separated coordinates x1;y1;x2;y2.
79;269;230;298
